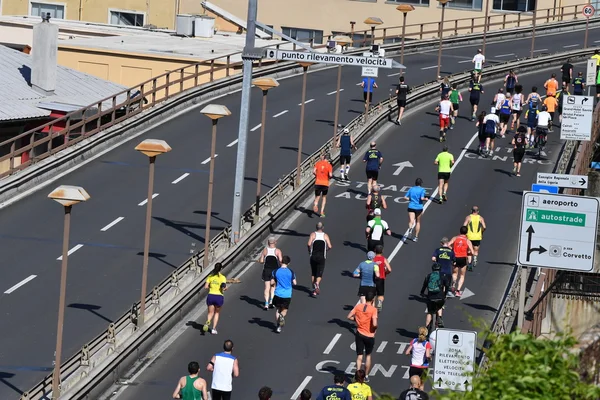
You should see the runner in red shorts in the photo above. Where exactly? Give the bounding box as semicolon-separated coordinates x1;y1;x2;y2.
436;94;454;142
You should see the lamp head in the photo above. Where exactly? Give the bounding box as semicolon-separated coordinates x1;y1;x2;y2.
135;139;172;158
48;185;90;207
200;104;232;120
252;77;279;91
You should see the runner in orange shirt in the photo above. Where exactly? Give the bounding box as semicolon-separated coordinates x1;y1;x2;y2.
313;153;333;217
544;73;559;97
543;94;558;132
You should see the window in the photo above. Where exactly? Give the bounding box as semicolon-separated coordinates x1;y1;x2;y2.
493;0;535;12
110;10;145;27
281;26;324;45
447;0;483;10
30;2;65;19
387;0;430;6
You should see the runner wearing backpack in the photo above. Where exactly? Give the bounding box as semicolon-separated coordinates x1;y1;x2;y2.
420;263;450;331
482;108;499;157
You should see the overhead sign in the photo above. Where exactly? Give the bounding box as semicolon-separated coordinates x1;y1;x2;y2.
582;3;595;17
362;66;378;77
518;192;599;271
532;184;559;193
587;58;598;85
265;49;394;68
560;95;594;141
537;173;589;189
433;329;477;392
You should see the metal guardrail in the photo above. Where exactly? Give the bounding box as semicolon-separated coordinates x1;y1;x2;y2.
0;7;595;180
20;46;598;399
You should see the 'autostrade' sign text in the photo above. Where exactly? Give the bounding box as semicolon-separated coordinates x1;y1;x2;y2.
265;49;394;69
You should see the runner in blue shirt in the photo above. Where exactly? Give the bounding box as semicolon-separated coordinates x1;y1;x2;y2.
316;374;352;400
270;255;297;333
363;141;383;193
403;178;429;243
353;251;379;304
361;77;378;112
431;237;455;292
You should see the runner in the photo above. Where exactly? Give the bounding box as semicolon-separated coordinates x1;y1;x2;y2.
448;226;474;297
361;76;378;112
399;376;429;400
353;251;379;304
556;84;570;124
544;73;559;97
366;208;391;251
431;237;455;293
420;262;451;331
270;255;297;333
561;58;573;91
510;85;525;131
439;76;451;100
405;327;432;388
363;142;383;194
347;369;373;398
498;94;512;137
403;178;429;243
347;294;378;382
373;244;392;311
512;126;527;177
535;105;551;153
395;76;410;125
472;49;485;77
300;390;312;400
463;206;486;268
543;93;558;132
366;184;387;221
449;83;462;129
258;237;282;310
203;262;228;335
172;361;208;400
258;387;273;400
336;128;356;181
313;153;333;217
504;70;518;94
434;145;454;202
573;72;586;96
315;374;352;400
492;88;506;115
468;75;484;121
435;94;453;142
307;222;332;297
206;340;240;400
476;110;487;154
525;88;541;147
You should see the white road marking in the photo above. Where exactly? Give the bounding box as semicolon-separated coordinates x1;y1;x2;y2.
533;48;548;52
201;154;218;165
4;275;37;294
388;130;479;262
323;333;342;354
563;44;579;48
421;65;438;70
595;40;600;43
273;110;289;118
388;72;402;77
171;173;190;184
138;193;159;206
458;59;472;63
376;341;388;353
227;139;239;147
299;99;315;105
356;82;362;85
101;217;125;231
327;89;344;95
291;376;313;400
251;124;262;132
495;53;515;58
57;244;84;260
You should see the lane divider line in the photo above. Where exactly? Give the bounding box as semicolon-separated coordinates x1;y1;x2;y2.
171;173;190;184
533;48;549;52
201;155;218;165
388;72;402;77
4;275;37;294
323;333;342;354
138;193;159;206
495;53;515;58
251;124;262;132
290;376;313;400
328;89;344;95
101;217;125;232
57;244;84;261
458;59;473;63
563;44;579;48
421;65;438;70
273;110;289;118
298;99;315;106
227;139;239;147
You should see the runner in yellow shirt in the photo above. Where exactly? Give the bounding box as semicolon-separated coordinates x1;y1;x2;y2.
203;263;228;335
434;145;455;203
347;370;373;400
463;206;486;270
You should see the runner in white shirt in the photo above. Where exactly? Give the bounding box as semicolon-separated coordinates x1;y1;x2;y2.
207;340;240;400
510;85;525;130
536;105;551;149
435;94;454;142
482;108;500;156
493;88;506;113
472;49;485;77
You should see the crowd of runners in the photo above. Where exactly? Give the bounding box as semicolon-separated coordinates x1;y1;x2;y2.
172;49;600;400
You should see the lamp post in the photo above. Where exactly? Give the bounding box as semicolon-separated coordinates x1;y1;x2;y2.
364;17;383;46
396;5;415;69
481;0;491;54
530;8;537;58
252;78;279;223
296;62;312;187
135;139;172;326
200;104;231;267
330;36;352;148
436;0;451;78
48;185;90;399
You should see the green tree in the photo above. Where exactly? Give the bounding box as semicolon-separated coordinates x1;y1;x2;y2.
435;331;600;400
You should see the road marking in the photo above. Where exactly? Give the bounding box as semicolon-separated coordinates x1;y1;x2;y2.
376;341;388;353
57;244;84;260
201;155;218;165
291;376;313;400
563;44;579;48
171;173;190;184
323;333;342;354
595;40;600;43
356;82;362;86
388;130;479;262
495;53;515;58
421;65;438;70
327;89;344;95
251;124;262;132
138;193;159;206
533;48;548;52
4;275;37;294
299;99;315;105
227;139;239;147
387;72;401;77
458;59;472;63
273;110;289;118
101;217;125;232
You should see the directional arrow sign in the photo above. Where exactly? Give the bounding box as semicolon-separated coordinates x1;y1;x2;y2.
392;161;413;176
525;225;547;261
536;173;589;189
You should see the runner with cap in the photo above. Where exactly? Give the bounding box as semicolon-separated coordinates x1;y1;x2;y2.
366;209;391;252
307;222;332;297
336;128;356;181
258;237;282;310
353;251;379;304
463;206;486;269
363;142;383;194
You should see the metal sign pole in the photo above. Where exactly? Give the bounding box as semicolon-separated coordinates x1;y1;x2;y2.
517;264;527;330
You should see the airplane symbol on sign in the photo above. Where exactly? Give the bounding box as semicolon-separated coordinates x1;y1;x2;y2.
530;198;537;205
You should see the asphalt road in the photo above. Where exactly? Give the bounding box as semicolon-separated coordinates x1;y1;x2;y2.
105;68;565;400
0;28;595;397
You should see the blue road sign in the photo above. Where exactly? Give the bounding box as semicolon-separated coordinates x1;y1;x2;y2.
531;184;559;193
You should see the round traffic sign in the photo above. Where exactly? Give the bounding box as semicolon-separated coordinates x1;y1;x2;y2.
582;4;595;18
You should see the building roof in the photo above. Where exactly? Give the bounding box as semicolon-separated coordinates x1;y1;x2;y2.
0;45;127;122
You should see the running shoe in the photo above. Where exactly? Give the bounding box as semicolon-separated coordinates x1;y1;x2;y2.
442;194;447;202
517;173;521;177
455;290;462;297
411;236;418;242
473;255;478;267
276;326;282;333
320;213;326;218
278;314;285;327
364;376;370;383
437;317;445;328
467;264;473;272
211;328;218;335
264;302;269;310
513;167;517;175
315;283;320;295
202;320;210;333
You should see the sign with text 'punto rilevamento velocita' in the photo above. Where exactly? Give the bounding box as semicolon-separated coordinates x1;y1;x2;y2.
265;49;394;69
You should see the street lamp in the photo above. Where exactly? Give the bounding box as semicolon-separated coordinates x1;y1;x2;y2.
436;0;452;78
296;62;312;187
48;185;90;399
364;17;383;46
135;139;172;326
331;35;353;147
481;0;491;54
200;104;231;268
530;8;537;58
252;78;279;223
396;5;415;69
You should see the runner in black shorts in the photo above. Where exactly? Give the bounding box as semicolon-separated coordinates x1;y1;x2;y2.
512;126;527;176
314;185;328;196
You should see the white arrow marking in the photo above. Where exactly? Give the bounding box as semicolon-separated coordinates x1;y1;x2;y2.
460;287;475;300
392;161;414;176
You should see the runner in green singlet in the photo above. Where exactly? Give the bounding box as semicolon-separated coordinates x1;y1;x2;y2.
449;83;462;130
172;361;208;399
